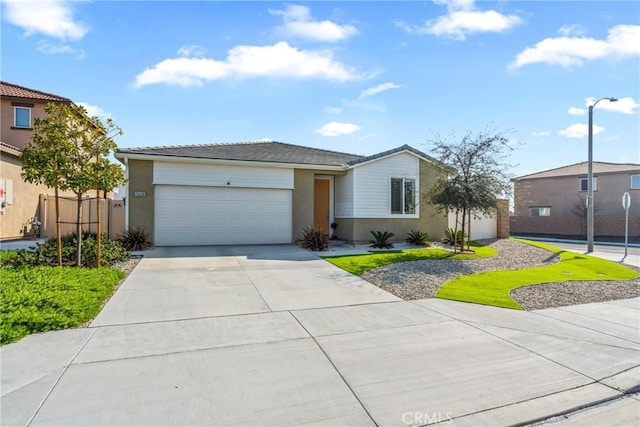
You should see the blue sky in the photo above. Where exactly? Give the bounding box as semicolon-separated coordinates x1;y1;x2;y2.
2;0;639;177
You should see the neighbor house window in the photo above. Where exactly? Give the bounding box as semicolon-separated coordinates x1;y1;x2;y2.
391;178;416;215
631;175;640;189
580;177;597;192
529;207;550;217
14;107;31;128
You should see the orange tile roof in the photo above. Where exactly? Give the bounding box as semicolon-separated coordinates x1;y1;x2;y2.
0;81;71;103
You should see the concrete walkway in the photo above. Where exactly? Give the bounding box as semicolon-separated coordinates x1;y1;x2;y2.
2;245;639;426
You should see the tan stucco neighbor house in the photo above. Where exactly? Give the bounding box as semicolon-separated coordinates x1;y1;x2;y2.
115;141;449;246
0;81;73;240
511;161;640;240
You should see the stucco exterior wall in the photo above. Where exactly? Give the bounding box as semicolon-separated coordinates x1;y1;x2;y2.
0;99;50;150
292;169;314;243
514;172;640;217
127;159;155;242
0;151;44;239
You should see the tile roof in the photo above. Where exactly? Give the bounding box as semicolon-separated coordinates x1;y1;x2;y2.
117;140;363;167
515;162;640;180
0;81;72;103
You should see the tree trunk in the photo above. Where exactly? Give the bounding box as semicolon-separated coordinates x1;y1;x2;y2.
96;190;101;268
76;193;82;266
467;209;471;251
453;210;459;253
55;186;62;266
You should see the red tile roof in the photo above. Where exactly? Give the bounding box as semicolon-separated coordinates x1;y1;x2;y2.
0;81;72;103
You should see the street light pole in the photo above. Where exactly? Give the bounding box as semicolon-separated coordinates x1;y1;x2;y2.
587;97;617;252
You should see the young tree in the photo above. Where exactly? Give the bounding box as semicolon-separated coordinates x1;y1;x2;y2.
427;128;515;252
21;102;125;266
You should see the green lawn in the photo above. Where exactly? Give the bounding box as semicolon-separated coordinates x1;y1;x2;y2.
1;266;125;345
324;242;497;276
436;239;639;310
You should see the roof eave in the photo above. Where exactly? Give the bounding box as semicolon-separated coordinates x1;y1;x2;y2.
114;152;349;171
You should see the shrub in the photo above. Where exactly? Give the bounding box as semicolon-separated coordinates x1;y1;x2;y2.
406;230;430;246
370;230;394;249
297;227;330;251
442;228;467;245
119;227;152;251
7;233;130;268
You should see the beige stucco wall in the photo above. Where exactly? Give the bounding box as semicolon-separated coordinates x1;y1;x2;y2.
292;169;314;242
335;160;448;243
0;151;44;239
127;159;155;242
1;98;50;150
514;172;639;217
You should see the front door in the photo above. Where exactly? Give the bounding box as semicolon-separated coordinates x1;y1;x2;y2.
314;179;330;233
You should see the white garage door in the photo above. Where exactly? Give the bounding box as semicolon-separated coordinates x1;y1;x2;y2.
155;185;292;246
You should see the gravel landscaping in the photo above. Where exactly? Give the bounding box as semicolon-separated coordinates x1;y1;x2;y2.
361;239;640;309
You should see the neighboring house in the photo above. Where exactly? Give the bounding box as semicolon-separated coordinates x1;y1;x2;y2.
511;162;640;239
0;81;73;240
115;141;451;246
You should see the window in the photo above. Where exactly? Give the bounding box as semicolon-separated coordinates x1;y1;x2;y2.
14;107;31;128
580;177;597;192
391;178;416;215
529;207;550;217
632;175;640;190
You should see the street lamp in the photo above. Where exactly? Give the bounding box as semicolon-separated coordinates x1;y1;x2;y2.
587;97;617;252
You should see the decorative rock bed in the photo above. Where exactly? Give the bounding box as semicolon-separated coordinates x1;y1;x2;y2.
360;239;640;310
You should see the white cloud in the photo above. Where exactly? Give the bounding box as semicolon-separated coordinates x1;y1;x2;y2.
360;82;403;98
531;130;552;137
558;24;587;37
269;4;357;42
395;0;521;40
78;102;111;119
511;24;640;69
325;106;342;114
585;96;638;115
134;42;365;88
558;123;604;139
36;40;79;55
177;45;207;57
315;121;360;137
3;0;88;41
568;107;587;116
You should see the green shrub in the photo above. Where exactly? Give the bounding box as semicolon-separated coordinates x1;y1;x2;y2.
442;227;467;245
406;230;430;246
297;227;330;251
119;227;152;251
370;230;394;249
7;233;129;268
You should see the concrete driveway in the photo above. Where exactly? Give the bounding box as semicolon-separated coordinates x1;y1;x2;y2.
2;245;639;426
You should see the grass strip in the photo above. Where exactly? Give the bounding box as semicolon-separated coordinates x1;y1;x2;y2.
1;266;125;345
436;239;639;310
323;242;497;276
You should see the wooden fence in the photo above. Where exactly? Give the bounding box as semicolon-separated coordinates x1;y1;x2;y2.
38;194;125;240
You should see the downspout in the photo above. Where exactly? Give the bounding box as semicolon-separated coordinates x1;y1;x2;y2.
124;157;129;230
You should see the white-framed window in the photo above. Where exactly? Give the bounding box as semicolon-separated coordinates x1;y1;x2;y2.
631;174;640;190
580;177;597;192
391;177;416;215
14;106;31;128
529;206;551;217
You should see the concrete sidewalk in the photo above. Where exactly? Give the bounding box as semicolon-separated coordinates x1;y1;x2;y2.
2;245;639;426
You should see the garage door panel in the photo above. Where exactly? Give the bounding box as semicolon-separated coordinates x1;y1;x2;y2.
155;186;292;246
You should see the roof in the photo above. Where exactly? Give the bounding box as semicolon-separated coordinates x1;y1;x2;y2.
0;81;72;103
117;140;363;167
0;141;21;154
515;162;640;180
347;144;443;167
